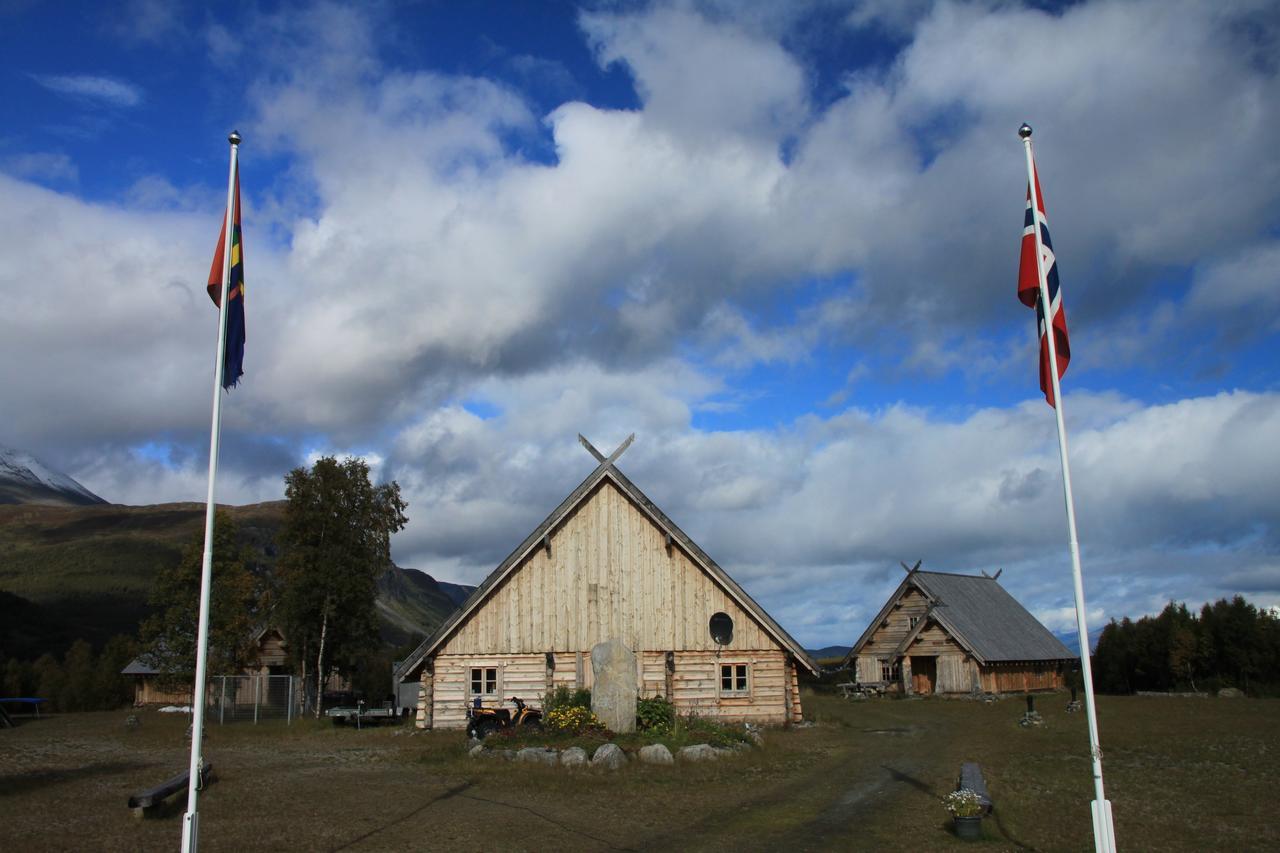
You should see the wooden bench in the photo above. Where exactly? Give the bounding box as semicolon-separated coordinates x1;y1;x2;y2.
957;762;993;815
128;764;213;819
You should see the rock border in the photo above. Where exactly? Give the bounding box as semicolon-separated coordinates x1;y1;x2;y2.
467;738;757;770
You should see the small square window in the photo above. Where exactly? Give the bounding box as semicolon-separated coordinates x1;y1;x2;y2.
470;667;498;696
909;616;920;629
720;663;749;696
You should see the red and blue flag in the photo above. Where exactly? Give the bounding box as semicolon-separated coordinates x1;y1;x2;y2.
1018;165;1069;407
207;165;245;389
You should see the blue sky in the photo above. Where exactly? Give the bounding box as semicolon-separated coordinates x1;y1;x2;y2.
3;0;1279;647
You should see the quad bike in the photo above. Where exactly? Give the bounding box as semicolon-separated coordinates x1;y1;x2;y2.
466;695;542;739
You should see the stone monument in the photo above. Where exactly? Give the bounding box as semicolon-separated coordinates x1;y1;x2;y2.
591;638;637;733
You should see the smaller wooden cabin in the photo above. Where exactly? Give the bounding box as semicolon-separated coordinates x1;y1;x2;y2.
842;567;1075;695
122;626;331;706
394;435;819;729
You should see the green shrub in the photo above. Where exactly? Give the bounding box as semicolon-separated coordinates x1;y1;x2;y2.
636;695;675;734
543;685;591;714
676;713;751;748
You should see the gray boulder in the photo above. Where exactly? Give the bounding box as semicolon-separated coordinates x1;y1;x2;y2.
677;744;719;762
516;747;560;766
1218;687;1244;698
638;744;674;765
560;746;589;768
591;638;638;733
591;742;628;770
468;743;486;759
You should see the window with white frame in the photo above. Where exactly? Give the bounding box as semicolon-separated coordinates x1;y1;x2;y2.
909;615;920;629
720;663;749;696
880;660;900;682
469;666;499;698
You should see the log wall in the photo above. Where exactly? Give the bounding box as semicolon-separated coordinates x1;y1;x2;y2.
424;649;792;729
978;662;1064;693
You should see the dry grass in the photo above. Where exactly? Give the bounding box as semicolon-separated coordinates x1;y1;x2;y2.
0;693;1274;852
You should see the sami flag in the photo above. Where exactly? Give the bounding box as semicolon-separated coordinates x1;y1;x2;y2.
207;165;245;389
1018;164;1069;407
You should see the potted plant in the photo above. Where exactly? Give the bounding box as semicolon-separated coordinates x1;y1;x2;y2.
943;788;985;840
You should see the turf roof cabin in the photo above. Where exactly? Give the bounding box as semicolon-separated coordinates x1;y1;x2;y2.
394;435;819;730
842;565;1076;695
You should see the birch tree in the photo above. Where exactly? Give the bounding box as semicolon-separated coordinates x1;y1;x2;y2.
277;456;407;716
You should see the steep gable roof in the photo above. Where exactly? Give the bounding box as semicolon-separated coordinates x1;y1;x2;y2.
844;569;1073;666
395;452;818;681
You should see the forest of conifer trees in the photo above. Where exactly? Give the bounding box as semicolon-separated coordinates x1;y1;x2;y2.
1092;596;1280;696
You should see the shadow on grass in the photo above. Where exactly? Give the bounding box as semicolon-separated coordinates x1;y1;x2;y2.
330;780;638;852
881;764;937;796
454;789;640;852
0;760;153;796
331;782;475;851
988;807;1034;850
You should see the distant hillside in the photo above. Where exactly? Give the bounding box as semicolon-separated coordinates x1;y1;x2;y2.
436;580;476;608
808;645;852;661
0;501;286;652
376;565;474;646
1054;628;1103;655
0;590;79;661
0;500;463;658
0;444;106;506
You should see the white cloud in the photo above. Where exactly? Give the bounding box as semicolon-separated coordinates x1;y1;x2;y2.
0;151;78;183
31;73;144;107
3;1;1279;646
1187;241;1280;334
582;6;809;146
376;380;1280;646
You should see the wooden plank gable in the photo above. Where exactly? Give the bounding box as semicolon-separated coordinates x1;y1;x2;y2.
440;479;774;656
397;453;819;682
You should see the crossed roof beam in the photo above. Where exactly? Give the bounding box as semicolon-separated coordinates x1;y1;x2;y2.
578;433;635;469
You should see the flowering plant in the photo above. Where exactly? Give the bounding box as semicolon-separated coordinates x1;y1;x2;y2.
942;788;985;818
544;705;603;735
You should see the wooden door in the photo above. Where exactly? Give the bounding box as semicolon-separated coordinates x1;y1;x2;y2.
910;656;937;694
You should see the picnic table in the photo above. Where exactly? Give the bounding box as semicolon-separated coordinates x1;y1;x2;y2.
836;682;888;699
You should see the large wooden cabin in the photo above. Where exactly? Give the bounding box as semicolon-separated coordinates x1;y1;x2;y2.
842;566;1075;695
394;436;818;729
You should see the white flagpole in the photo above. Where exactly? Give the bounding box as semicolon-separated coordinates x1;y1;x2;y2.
182;129;241;853
1019;123;1116;853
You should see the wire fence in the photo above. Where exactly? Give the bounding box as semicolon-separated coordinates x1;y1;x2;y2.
207;675;297;724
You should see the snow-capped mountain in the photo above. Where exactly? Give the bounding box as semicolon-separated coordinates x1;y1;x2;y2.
0;444;107;506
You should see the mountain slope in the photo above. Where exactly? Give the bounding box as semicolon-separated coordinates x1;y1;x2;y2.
0;445;107;506
376;565;475;646
0;501;466;658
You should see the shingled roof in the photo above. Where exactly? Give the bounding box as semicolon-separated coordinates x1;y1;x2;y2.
395;443;819;682
845;570;1074;666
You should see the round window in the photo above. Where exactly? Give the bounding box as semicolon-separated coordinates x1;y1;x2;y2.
709;612;734;645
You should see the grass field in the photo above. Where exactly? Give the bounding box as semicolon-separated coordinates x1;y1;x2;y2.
1;692;1275;851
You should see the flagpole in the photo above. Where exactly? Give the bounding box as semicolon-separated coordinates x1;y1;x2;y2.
182;129;240;853
1019;123;1116;853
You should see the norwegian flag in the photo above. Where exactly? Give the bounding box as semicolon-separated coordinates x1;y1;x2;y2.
1018;163;1070;407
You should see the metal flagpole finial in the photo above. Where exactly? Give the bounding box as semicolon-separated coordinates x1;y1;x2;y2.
228;130;242;145
1018;123;1033;140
